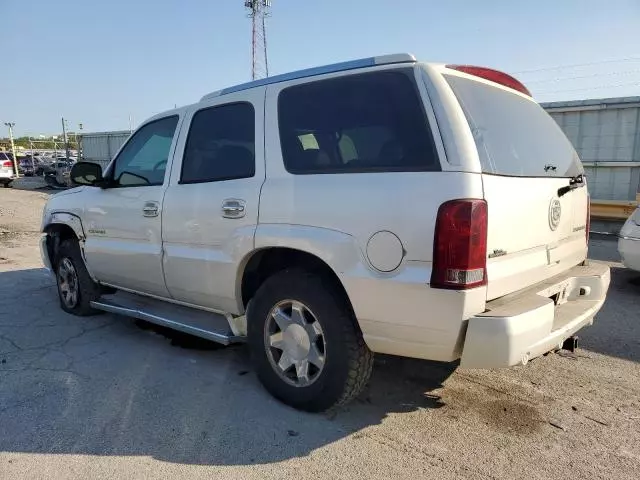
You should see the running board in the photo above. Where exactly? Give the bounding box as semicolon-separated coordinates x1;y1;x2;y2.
90;292;245;345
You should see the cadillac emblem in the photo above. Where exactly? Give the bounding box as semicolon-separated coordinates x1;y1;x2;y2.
549;198;562;231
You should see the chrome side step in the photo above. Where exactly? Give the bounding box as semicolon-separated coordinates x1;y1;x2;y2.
90;292;245;345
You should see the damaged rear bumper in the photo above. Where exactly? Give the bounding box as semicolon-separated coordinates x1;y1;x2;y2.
460;262;610;368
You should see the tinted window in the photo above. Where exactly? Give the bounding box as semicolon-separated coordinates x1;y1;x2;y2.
181;103;255;184
278;69;439;174
445;74;583;177
112;116;178;187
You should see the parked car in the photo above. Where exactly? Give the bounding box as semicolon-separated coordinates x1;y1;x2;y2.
618;207;640;272
40;54;610;411
18;163;35;176
42;159;74;174
0;152;16;187
34;159;46;176
18;157;39;176
41;159;75;187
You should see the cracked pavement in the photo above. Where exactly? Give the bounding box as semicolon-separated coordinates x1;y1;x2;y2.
1;188;640;480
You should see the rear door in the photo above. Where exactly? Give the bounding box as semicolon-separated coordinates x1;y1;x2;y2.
161;90;265;314
444;73;588;300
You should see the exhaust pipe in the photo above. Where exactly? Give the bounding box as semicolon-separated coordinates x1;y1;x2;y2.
562;336;578;353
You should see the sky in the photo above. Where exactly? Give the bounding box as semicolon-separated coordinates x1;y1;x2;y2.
1;0;639;136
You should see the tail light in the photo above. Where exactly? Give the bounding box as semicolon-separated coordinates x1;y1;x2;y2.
431;199;488;290
446;65;531;97
2;161;13;168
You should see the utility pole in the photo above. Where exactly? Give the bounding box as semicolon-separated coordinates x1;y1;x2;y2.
61;117;70;159
4;122;19;178
29;137;35;170
78;123;83;161
245;0;271;80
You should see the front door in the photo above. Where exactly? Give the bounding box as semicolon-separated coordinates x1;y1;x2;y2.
83;115;181;297
162;89;265;313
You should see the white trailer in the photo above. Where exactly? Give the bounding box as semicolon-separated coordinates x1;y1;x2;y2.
78;131;131;170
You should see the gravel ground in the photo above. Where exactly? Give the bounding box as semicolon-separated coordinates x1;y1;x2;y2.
1;188;639;480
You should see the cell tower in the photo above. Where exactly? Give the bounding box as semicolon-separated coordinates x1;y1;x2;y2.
245;0;271;80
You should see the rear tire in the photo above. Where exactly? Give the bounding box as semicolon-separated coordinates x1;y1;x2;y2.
54;239;102;316
248;269;373;412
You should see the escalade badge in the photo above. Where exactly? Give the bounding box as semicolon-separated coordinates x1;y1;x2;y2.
549;198;562;231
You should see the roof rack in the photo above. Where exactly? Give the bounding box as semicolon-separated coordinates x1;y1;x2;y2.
200;53;416;101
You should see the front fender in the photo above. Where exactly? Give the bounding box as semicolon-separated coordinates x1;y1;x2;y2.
41;212;101;282
42;212;86;240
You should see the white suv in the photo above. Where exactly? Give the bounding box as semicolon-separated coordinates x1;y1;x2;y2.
619;207;640;272
0;152;16;187
40;54;610;411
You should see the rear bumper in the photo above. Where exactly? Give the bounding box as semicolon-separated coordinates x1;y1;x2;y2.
460;262;610;368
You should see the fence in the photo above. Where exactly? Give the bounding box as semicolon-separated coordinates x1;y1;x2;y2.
543;97;640;201
542;97;640;224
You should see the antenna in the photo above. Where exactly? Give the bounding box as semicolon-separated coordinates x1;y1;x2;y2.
245;0;271;80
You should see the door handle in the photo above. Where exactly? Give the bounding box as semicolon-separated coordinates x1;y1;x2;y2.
222;199;246;219
142;201;159;217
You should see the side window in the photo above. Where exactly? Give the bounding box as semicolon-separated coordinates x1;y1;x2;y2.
278;69;440;174
112;116;178;187
180;103;255;184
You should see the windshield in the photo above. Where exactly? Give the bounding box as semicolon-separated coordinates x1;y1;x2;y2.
445;74;583;178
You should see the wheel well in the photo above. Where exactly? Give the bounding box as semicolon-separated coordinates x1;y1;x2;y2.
44;223;78;266
241;247;356;319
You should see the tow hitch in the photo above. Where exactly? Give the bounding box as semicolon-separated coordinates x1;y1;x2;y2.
562;336;579;353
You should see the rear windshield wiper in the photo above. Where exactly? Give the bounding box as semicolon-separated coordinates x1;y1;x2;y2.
558;174;585;197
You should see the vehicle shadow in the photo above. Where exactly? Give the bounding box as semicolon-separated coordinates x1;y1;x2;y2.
0;267;456;466
7;176;53;193
579;234;640;363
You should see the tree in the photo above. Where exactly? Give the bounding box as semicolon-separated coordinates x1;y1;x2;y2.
4;136;78;150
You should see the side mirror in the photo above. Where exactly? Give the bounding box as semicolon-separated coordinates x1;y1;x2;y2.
70;162;104;187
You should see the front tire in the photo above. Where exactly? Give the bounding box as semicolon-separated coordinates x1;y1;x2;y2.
248;269;373;412
55;239;102;316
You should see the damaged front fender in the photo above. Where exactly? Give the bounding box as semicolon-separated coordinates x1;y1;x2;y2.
42;212;86;240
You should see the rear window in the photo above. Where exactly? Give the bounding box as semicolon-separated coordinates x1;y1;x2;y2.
278;69;440;174
445;74;583;178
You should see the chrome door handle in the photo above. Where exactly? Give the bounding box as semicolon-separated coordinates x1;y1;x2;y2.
142;201;159;217
222;199;246;219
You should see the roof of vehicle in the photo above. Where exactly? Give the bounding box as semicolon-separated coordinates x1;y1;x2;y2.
200;53;417;102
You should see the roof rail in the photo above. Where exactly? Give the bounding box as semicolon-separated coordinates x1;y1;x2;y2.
200;53;416;101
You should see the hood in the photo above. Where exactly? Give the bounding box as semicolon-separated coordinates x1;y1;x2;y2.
50;186;87;198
